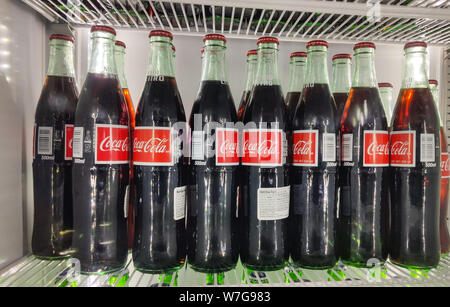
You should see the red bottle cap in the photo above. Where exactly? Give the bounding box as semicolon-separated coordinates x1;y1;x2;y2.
172;45;176;52
247;49;258;56
378;82;393;88
290;51;307;58
149;30;173;40
49;34;74;43
429;79;438;85
354;42;376;50
115;40;126;48
91;25;116;36
306;40;328;48
332;53;352;61
203;34;227;43
404;41;427;50
257;36;279;45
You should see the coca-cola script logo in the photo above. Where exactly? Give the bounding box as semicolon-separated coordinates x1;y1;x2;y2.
65;125;74;160
95;124;129;164
292;130;318;166
242;129;282;166
363;131;389;167
441;153;450;178
133;127;173;165
216;128;239;165
390;131;415;167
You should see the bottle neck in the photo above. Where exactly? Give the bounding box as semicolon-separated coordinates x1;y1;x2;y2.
379;87;393;123
201;42;228;82
244;54;258;91
47;39;75;78
147;37;174;78
287;57;307;92
352;48;377;87
430;83;443;126
255;42;280;86
331;58;351;93
304;46;329;85
401;46;429;89
114;46;128;88
88;32;117;75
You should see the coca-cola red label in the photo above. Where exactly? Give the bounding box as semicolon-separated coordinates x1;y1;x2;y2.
242;129;283;166
133;127;173;166
65;124;74;160
95;124;129;164
216;128;239;165
390;131;415;167
292;130;318;166
441;153;450;178
363;131;389;167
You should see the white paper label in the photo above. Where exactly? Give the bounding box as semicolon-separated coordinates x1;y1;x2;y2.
420;133;435;162
37;126;53;155
322;133;336;162
342;134;353;162
191;131;204;160
174;186;187;221
257;186;290;221
73;127;84;158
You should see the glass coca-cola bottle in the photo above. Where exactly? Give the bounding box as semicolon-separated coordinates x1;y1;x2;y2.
285;51;307;123
339;42;389;267
187;34;239;273
114;40;136;250
72;26;130;274
132;30;187;273
32;34;78;259
330;53;351;122
429;79;450;256
241;37;289;271
378;82;394;127
237;49;258;121
390;42;441;268
290;40;337;269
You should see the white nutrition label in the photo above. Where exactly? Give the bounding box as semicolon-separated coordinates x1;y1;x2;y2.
174;186;187;221
257;186;290;221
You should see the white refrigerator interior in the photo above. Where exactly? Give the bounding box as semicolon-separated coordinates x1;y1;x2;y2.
0;0;449;286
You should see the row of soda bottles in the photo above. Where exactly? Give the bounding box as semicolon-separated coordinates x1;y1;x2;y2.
32;25;449;275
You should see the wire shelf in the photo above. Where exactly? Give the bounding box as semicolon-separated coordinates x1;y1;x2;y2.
1;254;449;287
21;0;450;45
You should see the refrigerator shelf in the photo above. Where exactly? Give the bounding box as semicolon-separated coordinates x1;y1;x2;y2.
1;254;449;287
21;0;450;45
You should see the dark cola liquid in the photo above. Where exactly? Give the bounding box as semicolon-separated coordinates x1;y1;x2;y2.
187;80;239;273
32;76;78;259
285;91;301;122
241;84;289;271
333;92;348;123
440;127;450;255
133;77;187;273
339;87;389;267
390;88;440;268
290;84;337;269
72;73;129;274
237;90;251;121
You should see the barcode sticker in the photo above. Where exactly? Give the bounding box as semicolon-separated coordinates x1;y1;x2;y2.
342;134;353;161
420;133;435;162
191;131;204;160
257;186;290;221
174;186;187;221
322;133;336;162
73;127;84;158
37;127;53;155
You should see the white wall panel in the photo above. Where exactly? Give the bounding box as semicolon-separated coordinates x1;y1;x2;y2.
0;0;46;269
